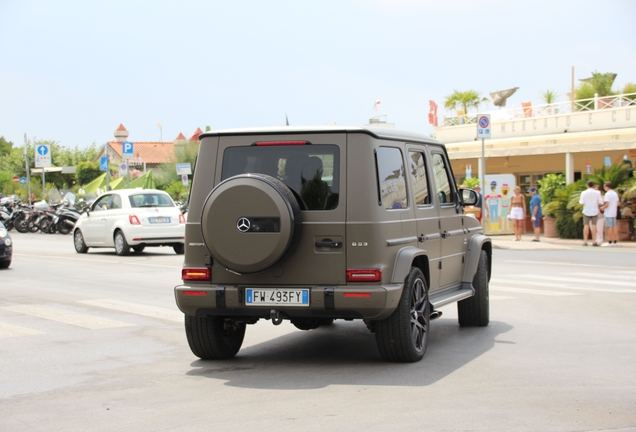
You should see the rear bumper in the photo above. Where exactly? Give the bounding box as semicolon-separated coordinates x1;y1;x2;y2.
174;283;404;321
123;225;184;246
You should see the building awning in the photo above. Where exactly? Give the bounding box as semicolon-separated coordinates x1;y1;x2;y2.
30;167;63;174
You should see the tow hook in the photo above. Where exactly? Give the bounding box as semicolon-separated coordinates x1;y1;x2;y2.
270;310;283;326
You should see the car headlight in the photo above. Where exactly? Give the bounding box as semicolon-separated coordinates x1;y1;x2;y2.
0;228;7;237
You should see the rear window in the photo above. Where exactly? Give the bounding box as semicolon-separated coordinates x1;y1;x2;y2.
129;193;175;208
222;144;339;210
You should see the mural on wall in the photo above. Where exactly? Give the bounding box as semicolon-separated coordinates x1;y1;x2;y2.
482;174;516;235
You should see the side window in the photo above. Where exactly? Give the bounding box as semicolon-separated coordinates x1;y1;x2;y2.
92;195;111;212
432;153;454;205
376;147;408;209
408;151;430;206
111;195;122;209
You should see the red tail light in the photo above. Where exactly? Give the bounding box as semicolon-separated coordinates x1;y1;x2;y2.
183;291;208;296
129;215;141;225
179;214;186;224
182;268;211;281
255;141;308;146
343;292;372;297
346;269;382;282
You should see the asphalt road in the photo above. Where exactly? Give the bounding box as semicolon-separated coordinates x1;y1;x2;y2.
1;233;635;431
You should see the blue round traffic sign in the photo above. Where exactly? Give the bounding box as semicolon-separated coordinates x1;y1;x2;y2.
478;116;490;128
37;145;49;155
19;177;27;185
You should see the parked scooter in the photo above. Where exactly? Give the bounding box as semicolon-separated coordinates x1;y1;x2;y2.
53;193;82;235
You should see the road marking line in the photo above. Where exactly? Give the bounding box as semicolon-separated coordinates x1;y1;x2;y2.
78;299;183;323
499;260;633;270
1;305;134;329
492;278;636;293
520;274;636;288
12;254;182;269
0;322;44;338
489;295;514;300
490;285;580;296
563;272;636;281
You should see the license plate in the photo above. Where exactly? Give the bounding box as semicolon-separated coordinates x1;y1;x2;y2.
149;217;170;223
245;288;309;307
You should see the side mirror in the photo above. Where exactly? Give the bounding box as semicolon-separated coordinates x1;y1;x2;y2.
460;189;478;206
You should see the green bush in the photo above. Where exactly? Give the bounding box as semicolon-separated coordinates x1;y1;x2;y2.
538;173;566;217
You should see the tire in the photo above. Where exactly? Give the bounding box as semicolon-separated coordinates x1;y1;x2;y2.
132;245;145;253
74;229;89;253
114;230;130;256
173;244;184;255
185;315;246;360
375;267;430;362
0;259;10;269
57;217;72;235
200;174;301;274
39;216;53;233
458;250;490;327
14;214;29;233
28;217;40;233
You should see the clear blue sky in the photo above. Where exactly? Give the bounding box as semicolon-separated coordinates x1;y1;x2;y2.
1;0;635;149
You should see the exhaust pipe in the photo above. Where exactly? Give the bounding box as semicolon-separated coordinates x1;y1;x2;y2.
430;310;443;320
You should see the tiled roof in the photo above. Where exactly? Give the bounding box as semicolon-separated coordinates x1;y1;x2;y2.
107;141;175;164
116;123;128;131
175;132;186;140
189;127;203;141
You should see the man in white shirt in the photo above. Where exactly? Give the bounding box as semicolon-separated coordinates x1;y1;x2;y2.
601;181;620;246
579;180;604;246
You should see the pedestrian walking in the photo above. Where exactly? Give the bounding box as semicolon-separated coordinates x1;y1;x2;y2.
594;185;605;245
579;180;604;246
528;187;542;242
601;181;620;246
474;185;483;223
509;186;526;241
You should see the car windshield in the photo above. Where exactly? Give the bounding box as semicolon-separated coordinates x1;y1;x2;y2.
129;193;174;208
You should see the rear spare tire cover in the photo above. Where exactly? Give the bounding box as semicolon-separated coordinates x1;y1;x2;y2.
201;174;300;274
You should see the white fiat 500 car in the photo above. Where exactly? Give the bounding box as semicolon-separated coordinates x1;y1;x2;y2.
73;189;186;255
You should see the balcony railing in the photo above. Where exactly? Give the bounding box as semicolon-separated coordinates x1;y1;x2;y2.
441;92;636;127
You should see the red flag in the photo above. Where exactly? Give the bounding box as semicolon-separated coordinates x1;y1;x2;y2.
428;100;438;127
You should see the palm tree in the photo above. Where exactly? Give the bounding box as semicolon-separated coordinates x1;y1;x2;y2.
444;90;489;114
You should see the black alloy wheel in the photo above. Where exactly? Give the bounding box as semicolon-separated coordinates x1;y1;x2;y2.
375;267;430;362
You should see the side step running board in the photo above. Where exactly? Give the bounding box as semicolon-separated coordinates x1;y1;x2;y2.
430;283;475;309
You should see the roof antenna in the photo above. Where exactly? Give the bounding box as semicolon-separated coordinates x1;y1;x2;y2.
286;114;290;126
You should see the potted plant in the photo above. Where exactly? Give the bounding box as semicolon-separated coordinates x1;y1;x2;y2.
538;173;566;237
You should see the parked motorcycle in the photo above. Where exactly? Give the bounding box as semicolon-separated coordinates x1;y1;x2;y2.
53;193;82;235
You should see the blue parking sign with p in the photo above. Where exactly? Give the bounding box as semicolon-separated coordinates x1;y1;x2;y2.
122;141;134;157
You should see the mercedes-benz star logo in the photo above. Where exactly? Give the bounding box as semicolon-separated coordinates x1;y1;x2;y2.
237;217;251;233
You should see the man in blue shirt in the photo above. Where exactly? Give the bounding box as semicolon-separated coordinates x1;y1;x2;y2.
528;187;542;242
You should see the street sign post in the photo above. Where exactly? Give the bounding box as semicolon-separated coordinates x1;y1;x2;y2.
181;174;189;187
476;114;492;232
100;156;109;171
119;162;128;175
122;142;134;159
176;163;192;176
477;114;491;139
35;144;51;168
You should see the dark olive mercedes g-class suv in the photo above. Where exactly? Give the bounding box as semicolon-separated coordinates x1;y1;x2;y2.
174;126;491;362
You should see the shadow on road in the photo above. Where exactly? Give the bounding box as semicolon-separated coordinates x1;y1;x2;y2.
186;319;513;389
